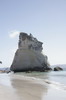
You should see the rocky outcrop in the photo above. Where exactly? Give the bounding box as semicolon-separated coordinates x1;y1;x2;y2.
0;68;11;73
10;32;50;72
54;66;63;71
0;61;2;64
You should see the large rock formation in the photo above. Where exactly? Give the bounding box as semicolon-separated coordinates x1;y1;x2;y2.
10;32;50;72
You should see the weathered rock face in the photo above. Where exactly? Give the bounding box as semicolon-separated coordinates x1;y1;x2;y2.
10;32;50;72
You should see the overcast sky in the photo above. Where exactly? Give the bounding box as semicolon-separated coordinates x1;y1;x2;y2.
0;0;66;67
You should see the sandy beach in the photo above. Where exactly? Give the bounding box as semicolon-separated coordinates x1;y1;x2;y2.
0;73;66;100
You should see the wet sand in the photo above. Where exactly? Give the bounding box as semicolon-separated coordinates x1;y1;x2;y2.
0;73;66;100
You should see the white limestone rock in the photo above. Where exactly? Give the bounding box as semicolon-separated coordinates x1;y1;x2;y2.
10;32;50;72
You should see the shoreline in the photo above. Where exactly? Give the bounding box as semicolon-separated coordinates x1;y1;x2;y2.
0;73;66;100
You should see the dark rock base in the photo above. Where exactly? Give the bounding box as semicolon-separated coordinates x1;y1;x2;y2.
13;66;52;73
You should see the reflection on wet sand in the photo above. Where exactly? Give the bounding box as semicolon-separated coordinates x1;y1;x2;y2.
0;73;66;100
11;76;48;100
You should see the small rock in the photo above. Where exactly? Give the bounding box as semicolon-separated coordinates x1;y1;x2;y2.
54;66;63;71
0;61;2;64
0;70;11;73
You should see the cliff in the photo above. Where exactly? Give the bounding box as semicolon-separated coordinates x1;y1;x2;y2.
10;32;50;72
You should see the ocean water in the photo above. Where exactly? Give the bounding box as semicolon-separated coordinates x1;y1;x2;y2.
15;70;66;91
0;66;66;90
17;71;66;84
48;71;66;85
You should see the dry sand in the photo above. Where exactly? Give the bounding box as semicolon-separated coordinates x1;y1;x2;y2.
0;73;66;100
